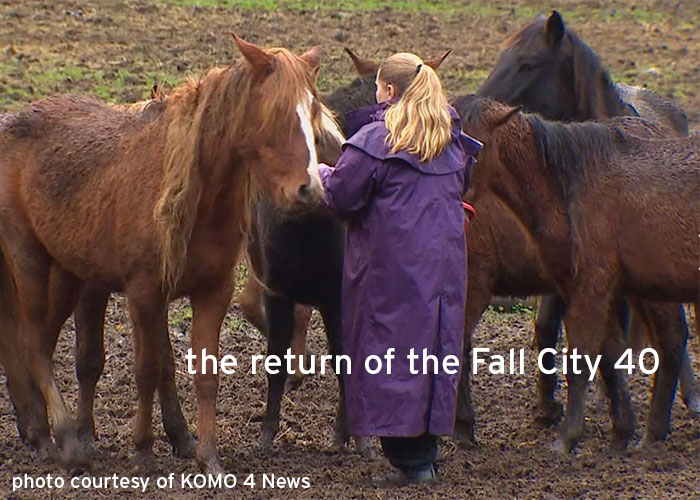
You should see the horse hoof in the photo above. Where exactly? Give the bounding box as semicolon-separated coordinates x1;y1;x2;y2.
453;420;477;448
77;423;97;445
684;395;700;416
131;449;155;475
258;427;276;452
58;437;89;472
552;435;577;455
610;436;630;452
36;440;57;463
355;437;379;461
198;458;224;476
534;402;563;428
172;434;196;459
285;376;304;393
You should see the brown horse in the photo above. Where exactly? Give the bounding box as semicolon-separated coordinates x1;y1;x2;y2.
460;96;698;451
0;36;326;473
459;9;697;444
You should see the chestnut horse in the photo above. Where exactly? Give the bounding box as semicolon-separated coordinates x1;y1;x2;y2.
0;36;325;473
460;96;698;451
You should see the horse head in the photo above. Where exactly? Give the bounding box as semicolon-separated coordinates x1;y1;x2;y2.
453;95;523;198
478;11;624;121
229;35;327;212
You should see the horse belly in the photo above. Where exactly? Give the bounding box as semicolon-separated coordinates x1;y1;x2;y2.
618;232;699;302
261;215;344;305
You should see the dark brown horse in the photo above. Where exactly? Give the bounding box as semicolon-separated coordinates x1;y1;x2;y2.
0;36;326;473
455;9;697;444
460;96;698;451
478;10;688;134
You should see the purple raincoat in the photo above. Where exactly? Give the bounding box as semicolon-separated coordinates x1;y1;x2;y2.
319;101;482;437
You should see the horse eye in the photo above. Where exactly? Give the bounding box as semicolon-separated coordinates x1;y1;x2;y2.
519;62;534;72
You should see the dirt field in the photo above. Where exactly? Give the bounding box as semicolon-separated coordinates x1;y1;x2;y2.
0;1;698;499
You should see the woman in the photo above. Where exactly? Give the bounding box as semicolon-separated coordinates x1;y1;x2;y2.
319;52;481;484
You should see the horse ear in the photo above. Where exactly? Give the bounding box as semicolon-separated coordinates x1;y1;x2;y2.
344;47;378;77
300;45;322;73
545;11;565;45
424;49;452;70
492;105;522;131
232;33;276;75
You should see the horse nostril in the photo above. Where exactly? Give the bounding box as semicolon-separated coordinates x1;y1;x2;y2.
298;184;311;202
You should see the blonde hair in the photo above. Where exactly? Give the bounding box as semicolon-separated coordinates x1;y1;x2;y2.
378;52;452;162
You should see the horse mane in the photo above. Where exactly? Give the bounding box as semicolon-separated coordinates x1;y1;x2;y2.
524;112;626;204
154;48;319;293
565;30;631;119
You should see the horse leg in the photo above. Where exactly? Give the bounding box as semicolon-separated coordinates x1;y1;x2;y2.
558;285;624;453
679;347;700;414
318;299;349;447
190;281;234;474
635;302;685;443
533;293;567;427
0;268;51;456
4;371;51;457
239;274;269;336
676;305;699;414
455;272;495;446
74;286;109;445
15;253;85;468
259;293;294;452
4;264;82;459
286;304;310;391
596;309;635;450
156;327;195;459
125;286;166;463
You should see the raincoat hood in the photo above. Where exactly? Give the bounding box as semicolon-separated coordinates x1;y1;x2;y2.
344;100;482;175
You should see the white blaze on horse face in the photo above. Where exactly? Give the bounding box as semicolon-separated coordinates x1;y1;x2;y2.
296;89;323;195
321;110;346;146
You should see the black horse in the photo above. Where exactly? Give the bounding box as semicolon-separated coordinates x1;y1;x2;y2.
246;48;450;454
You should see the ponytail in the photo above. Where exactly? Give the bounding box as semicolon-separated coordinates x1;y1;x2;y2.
379;53;452;162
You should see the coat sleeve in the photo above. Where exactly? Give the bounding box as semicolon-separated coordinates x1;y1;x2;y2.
319;145;380;215
462;156;476;197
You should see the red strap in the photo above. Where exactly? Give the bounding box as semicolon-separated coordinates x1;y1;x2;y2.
462;201;476;221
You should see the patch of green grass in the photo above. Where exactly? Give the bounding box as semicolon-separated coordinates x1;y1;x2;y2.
171;303;194;332
0;54;183;110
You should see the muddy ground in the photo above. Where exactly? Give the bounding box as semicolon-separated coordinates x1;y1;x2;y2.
0;0;698;499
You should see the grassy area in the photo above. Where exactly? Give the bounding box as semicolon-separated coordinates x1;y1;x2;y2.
0;55;181;109
1;0;695;126
162;0;680;23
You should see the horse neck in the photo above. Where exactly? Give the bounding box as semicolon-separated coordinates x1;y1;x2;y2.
196;126;252;233
599;81;635;118
489;129;574;274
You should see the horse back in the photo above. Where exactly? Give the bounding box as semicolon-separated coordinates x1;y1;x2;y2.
578;136;699;301
616;83;689;137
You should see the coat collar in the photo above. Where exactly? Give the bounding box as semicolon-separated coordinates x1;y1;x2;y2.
343;100;482;174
